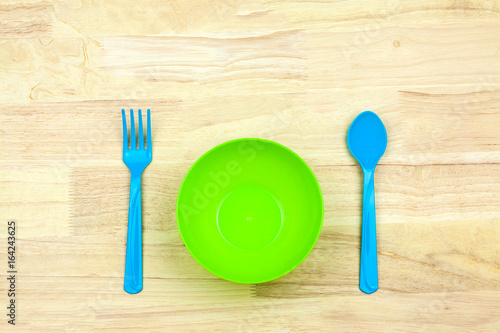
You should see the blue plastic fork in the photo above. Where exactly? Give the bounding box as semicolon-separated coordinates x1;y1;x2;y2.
122;109;152;294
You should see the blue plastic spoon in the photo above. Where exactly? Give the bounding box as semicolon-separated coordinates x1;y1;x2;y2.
347;111;387;294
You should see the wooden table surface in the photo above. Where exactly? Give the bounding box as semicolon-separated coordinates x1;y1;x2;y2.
1;0;500;332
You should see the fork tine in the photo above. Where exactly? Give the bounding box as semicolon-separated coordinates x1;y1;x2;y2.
147;109;152;153
122;109;128;150
130;109;136;149
138;109;144;150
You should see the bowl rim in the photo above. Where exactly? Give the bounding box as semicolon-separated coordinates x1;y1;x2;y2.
176;138;324;284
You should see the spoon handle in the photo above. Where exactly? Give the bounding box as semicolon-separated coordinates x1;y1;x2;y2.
360;169;378;294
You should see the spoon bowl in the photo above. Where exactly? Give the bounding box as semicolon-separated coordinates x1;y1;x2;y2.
347;111;387;170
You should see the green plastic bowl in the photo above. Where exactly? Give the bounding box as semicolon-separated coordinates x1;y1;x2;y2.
176;138;323;283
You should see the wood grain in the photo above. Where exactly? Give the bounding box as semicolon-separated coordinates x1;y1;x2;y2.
0;0;499;332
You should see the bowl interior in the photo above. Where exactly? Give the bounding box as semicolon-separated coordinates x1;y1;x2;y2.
176;139;323;283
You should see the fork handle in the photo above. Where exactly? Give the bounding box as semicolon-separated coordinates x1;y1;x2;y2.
124;174;143;294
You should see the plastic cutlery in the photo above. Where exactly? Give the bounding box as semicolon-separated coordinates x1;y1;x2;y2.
347;111;387;294
122;109;152;294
